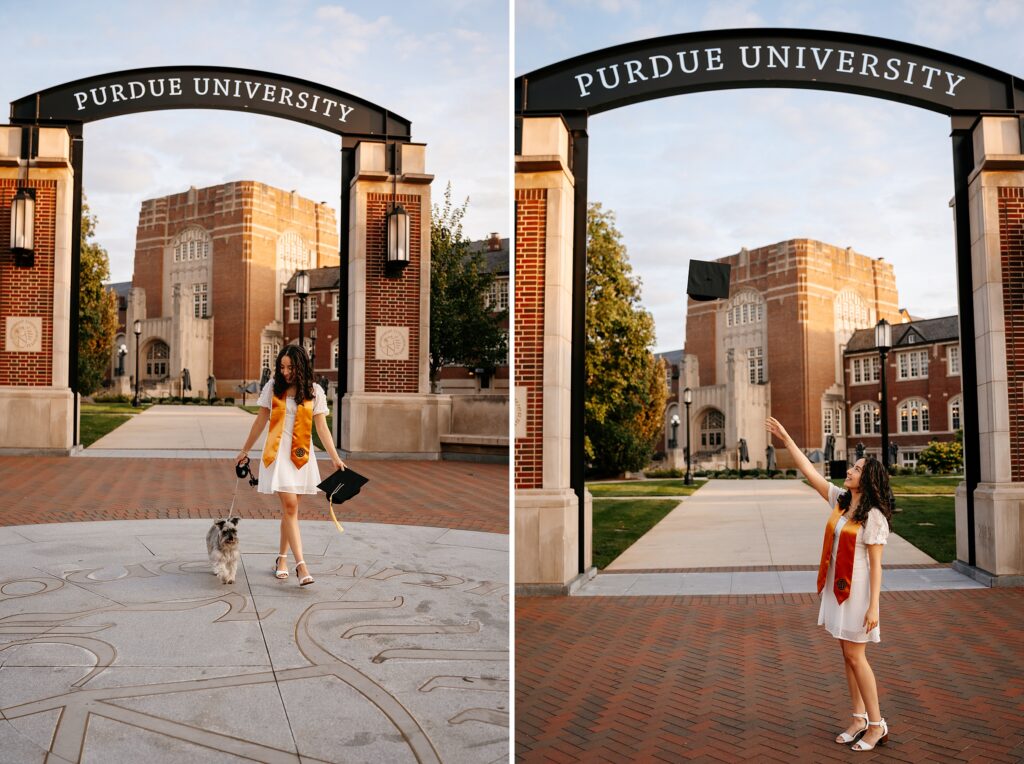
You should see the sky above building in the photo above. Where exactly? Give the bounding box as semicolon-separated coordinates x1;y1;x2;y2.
517;0;1024;351
0;0;509;284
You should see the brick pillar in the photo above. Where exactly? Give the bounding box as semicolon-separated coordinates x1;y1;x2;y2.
515;117;591;589
340;141;451;457
955;116;1024;579
0;127;75;452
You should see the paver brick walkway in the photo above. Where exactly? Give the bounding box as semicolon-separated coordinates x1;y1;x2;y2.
0;457;508;534
517;589;1024;762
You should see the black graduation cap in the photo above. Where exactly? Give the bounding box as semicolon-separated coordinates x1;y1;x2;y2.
687;259;731;301
317;467;369;505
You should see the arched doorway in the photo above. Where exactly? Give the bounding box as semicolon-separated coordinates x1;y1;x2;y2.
514;28;1024;586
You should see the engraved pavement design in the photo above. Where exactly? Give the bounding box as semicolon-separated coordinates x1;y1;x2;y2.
0;519;508;763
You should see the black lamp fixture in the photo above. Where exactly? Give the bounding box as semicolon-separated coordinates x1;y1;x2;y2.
296;270;310;344
132;319;142;407
683;387;694;486
669;413;680;449
874;318;892;468
9;187;36;268
385;142;410;277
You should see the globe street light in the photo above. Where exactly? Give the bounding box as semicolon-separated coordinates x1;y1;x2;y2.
669;413;680;449
875;318;893;468
132;320;142;407
683;387;693;486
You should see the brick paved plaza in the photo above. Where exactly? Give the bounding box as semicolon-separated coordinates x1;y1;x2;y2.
517;589;1024;762
0;457;508;534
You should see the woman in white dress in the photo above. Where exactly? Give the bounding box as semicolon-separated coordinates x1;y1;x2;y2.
766;417;892;751
236;345;346;586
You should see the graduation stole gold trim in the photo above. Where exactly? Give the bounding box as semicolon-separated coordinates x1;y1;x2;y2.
262;393;314;469
816;504;862;605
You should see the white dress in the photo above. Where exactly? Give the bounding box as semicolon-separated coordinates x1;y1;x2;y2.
817;484;890;643
256;382;329;495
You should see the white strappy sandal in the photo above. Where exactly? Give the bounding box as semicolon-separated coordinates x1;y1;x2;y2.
273;555;289;580
851;718;889;751
835;712;868;744
295;560;314;586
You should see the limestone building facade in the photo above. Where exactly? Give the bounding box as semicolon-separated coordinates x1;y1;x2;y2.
667;239;903;471
122;181;338;398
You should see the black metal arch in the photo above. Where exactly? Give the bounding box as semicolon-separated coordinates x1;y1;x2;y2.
8;66;410;449
10;65;411;139
515;29;1024;578
516;28;1024;118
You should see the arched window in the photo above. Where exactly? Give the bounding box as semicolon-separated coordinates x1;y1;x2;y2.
898;398;930;433
145;341;169;378
700;409;725;449
852;402;880;436
172;226;211;263
724;289;764;328
277;231;311;274
949;396;962;432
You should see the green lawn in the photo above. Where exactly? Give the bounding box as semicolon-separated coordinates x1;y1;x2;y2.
79;401;155;447
888;475;961;495
821;475;960;495
889;495;956;563
587;480;701;498
592;498;680;569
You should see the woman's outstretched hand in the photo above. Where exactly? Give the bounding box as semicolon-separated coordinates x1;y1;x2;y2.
765;417;791;444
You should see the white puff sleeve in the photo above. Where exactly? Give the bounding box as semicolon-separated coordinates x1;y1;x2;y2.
257;381;274;409
312;384;329;416
863;508;890;545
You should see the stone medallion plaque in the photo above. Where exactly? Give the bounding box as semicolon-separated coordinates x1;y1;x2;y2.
5;317;42;353
375;326;410;361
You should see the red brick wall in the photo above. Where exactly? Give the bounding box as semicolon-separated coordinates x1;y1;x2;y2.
515;190;546;489
998;187;1024;481
133;182;338;384
845;342;963;457
364;192;420;393
685;239;900;453
0;180;55;386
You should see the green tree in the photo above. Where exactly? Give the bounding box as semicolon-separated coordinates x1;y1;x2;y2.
78;198;118;395
917;439;964;474
429;183;508;386
585;203;668;475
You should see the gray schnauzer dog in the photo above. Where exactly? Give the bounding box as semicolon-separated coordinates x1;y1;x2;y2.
206;517;241;584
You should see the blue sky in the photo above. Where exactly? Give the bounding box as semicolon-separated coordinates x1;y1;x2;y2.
0;1;509;284
516;0;1024;351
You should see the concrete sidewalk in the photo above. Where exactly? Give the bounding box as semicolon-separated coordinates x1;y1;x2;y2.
0;518;509;763
574;479;966;596
85;404;268;455
605;479;935;570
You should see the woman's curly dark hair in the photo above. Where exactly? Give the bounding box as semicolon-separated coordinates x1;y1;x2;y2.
837;457;894;527
272;344;315;404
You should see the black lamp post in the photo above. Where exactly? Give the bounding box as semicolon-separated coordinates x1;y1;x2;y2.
875;318;892;468
309;325;317;368
669;414;679;449
296;270;310;345
683;387;693;486
132;320;142;407
9;187;36;268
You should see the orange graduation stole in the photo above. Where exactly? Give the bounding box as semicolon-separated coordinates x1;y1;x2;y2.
262;393;314;469
817;505;862;605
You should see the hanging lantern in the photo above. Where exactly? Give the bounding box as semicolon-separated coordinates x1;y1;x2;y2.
10;188;36;268
386;203;410;277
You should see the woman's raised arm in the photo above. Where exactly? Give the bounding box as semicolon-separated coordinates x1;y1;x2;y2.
765;416;832;502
